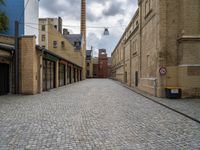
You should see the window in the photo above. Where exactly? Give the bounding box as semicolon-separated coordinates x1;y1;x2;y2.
61;41;65;48
41;35;45;42
54;25;57;29
132;40;137;55
147;55;150;67
74;41;80;47
145;0;149;16
87;63;90;66
145;0;152;17
53;41;57;48
42;25;45;31
149;0;152;10
136;21;139;26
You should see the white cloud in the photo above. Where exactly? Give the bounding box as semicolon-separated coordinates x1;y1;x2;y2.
39;0;138;56
88;3;104;18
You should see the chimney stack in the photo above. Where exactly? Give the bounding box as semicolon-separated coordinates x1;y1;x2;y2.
80;0;86;80
63;28;70;36
58;17;63;34
81;0;86;41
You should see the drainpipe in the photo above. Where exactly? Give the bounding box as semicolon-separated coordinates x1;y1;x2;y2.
153;78;157;97
15;21;19;94
40;49;44;93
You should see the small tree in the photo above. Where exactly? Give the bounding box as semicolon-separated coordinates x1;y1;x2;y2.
0;0;9;32
0;0;4;4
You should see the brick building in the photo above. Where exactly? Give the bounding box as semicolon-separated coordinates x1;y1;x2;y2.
98;49;108;78
92;49;111;78
93;57;99;78
38;17;84;87
86;49;93;78
0;35;83;95
107;57;112;78
0;0;87;95
39;17;63;49
111;0;200;98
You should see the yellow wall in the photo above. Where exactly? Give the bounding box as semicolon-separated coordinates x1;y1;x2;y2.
111;0;200;98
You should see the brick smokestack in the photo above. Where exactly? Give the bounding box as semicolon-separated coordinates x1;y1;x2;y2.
80;0;86;80
81;0;86;41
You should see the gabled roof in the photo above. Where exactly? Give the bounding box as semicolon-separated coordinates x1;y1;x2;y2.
86;50;92;60
64;34;82;50
86;50;92;56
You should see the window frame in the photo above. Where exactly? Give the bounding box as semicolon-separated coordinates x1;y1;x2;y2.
61;41;65;48
42;25;46;31
41;34;46;42
53;41;58;48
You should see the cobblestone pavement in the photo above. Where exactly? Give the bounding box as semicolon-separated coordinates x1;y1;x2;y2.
120;81;200;122
0;79;200;150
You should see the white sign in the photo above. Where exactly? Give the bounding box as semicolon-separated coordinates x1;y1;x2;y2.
171;89;179;94
159;67;167;75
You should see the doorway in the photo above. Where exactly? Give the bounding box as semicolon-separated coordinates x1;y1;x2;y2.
67;66;72;84
135;71;138;87
43;59;56;91
0;63;10;95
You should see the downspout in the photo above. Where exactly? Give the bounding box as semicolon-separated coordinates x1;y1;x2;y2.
130;40;132;87
15;21;19;94
139;2;142;79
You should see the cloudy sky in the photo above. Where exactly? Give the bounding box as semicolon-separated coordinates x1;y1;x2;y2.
39;0;138;56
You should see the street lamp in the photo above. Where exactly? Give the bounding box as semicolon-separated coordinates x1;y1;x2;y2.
104;28;109;35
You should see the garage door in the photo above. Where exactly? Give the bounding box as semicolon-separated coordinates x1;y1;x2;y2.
59;63;65;86
0;63;9;95
43;59;56;91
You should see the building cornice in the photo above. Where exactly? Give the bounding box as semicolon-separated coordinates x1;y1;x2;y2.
0;43;15;51
36;45;82;68
178;36;200;42
124;25;139;44
112;9;139;55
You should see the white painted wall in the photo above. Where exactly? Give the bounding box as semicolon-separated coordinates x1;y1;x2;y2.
24;0;39;43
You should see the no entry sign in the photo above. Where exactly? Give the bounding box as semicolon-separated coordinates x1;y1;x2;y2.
159;67;167;75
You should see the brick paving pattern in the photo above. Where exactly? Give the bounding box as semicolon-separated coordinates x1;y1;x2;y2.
0;79;200;149
151;98;200;122
120;81;200;122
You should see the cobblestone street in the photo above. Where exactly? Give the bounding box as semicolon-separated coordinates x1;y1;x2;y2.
0;79;200;149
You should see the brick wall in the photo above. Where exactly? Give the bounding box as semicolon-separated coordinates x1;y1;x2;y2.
111;0;200;98
19;36;39;94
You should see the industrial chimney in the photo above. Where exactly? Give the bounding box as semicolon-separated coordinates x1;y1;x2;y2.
81;0;86;41
81;0;86;80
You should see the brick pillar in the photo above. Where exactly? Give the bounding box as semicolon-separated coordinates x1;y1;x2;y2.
20;36;38;94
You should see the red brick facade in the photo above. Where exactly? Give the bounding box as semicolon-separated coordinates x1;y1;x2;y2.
98;49;108;78
92;49;111;78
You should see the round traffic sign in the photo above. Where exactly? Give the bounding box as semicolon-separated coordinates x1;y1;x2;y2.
159;67;167;75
